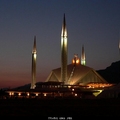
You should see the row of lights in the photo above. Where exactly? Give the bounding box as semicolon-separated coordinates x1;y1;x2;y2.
9;91;78;97
88;83;112;88
9;92;38;96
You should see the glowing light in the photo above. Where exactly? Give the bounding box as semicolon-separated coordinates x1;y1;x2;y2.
72;54;80;65
61;30;67;37
36;93;38;96
34;53;37;59
72;89;74;91
81;60;85;65
64;38;67;46
61;37;67;48
44;93;47;96
10;92;14;95
18;93;21;96
68;86;71;88
87;83;113;88
9;92;11;96
27;93;29;96
93;90;103;96
75;94;77;96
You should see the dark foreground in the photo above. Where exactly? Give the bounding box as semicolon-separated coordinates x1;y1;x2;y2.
0;98;120;118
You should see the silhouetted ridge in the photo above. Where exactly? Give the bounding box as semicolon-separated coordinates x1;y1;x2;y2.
97;60;120;84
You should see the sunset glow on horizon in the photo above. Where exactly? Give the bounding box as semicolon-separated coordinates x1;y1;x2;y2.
0;0;120;88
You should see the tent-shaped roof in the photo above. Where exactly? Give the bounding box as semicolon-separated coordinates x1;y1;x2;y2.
45;64;108;85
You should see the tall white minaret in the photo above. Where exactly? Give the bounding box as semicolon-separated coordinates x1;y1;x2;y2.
31;36;37;89
81;45;86;65
61;14;68;84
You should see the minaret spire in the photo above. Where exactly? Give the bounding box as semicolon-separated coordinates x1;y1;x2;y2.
61;13;68;84
31;36;37;89
81;45;86;65
33;36;36;53
61;13;67;37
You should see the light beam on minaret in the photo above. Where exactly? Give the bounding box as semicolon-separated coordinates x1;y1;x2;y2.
31;36;37;89
81;45;86;65
61;14;68;84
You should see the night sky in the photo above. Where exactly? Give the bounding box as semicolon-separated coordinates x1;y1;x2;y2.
0;0;120;88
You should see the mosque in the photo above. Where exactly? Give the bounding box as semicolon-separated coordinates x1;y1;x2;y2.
45;14;113;90
6;14;114;99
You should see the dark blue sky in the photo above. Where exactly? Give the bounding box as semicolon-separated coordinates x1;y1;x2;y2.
0;0;120;88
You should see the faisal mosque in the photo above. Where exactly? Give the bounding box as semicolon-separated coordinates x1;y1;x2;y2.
6;14;114;99
45;14;112;88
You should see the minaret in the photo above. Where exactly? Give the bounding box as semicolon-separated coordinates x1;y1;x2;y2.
31;36;37;89
61;14;68;84
81;45;86;65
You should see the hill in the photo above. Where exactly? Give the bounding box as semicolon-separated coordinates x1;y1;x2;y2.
97;60;120;84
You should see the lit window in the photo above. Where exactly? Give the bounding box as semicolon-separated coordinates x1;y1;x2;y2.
44;93;47;96
36;93;38;96
75;94;77;96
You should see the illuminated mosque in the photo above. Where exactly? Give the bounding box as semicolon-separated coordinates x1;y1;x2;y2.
45;14;112;88
6;14;114;99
